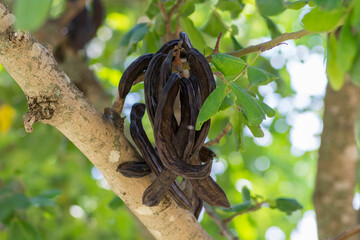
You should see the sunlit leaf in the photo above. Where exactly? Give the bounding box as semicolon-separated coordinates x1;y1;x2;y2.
275;198;303;214
285;1;307;10
143;30;161;53
212;54;247;77
219;92;236;111
326;32;346;90
351;0;360;32
247;125;264;137
108;196;124;209
222;202;252;212
263;16;282;39
256;0;285;16
255;99;276;118
196;84;228;130
216;0;245;19
350;53;360;86
230;82;265;126
0;104;16;134
179;1;195;16
202;11;228;37
230;111;245;152
179;17;206;49
146;0;159;19
247;66;278;86
315;0;342;10
119;23;149;47
337;16;357;72
14;0;52;31
242;186;251;202
301;6;344;32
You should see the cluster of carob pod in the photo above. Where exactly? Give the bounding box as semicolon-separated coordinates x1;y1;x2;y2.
117;32;230;217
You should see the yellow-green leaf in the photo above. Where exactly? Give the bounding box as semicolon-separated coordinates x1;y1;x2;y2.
326;32;346;91
247;66;279;86
301;6;345;32
196;84;228;130
212;54;247;77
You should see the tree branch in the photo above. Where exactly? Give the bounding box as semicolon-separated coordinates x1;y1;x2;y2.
204;204;239;240
205;122;232;147
329;224;360;240
223;202;265;224
0;2;212;240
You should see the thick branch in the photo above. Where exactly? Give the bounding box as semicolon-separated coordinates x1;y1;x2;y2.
0;2;212;240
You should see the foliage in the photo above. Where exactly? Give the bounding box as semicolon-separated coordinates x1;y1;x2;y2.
1;0;358;239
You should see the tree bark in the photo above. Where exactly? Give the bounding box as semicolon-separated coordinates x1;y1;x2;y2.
0;3;212;240
314;79;360;239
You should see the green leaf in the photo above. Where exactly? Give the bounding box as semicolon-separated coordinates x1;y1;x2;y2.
219;91;235;111
119;23;149;47
14;0;52;31
202;11;228;37
247;66;278;86
143;30;161;53
256;0;285;16
179;1;195;16
10;194;30;210
351;0;360;32
350;53;360;86
38;189;62;199
196;84;228;130
301;6;345;32
230;111;245;152
230;82;265;126
337;16;357;72
263;16;282;39
275;198;303;214
247;125;264;137
230;35;243;50
146;0;159;19
315;0;342;10
256;100;276;117
179;17;206;49
212;54;247;77
216;0;245;19
8;220;42;240
0;198;12;221
108;196;124;209
326;32;346;90
222;202;252;212
285;1;306;10
242;186;251;202
30;197;55;207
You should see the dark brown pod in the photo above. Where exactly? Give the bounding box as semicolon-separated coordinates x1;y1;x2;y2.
179;31;193;51
143;53;166;125
199;146;216;162
156;39;180;54
118;53;154;98
187;48;216;104
117;161;151;178
129;103;192;209
154;74;212;179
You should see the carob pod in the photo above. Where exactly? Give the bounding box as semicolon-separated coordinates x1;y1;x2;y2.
179;31;193;51
143;53;166;126
117;161;151;178
157;49;174;104
128;103;192;209
187;48;216;104
118;53;154;98
156;39;180;54
154;73;212;179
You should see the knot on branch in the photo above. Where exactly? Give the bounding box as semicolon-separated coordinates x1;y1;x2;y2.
0;4;14;34
23;95;58;133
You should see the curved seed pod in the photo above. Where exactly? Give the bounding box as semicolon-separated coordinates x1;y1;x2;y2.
142;168;177;207
154;74;212;179
157;49;174;103
192;120;211;154
190;177;230;208
179;31;193;51
117;161;151;178
193;199;203;219
144;53;167;124
130;103;192;209
156;39;180;54
175;77;197;161
118;53;154;98
187;48;216;104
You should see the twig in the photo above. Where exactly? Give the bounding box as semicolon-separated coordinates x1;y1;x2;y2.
217;29;313;59
58;0;90;28
213;32;222;54
329;224;360;240
158;0;184;41
223;202;265;224
205;122;232;147
204;204;239;240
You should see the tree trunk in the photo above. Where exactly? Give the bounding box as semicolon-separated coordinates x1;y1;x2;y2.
314;79;360;239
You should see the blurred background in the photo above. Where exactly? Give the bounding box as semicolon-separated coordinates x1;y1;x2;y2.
0;0;357;239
